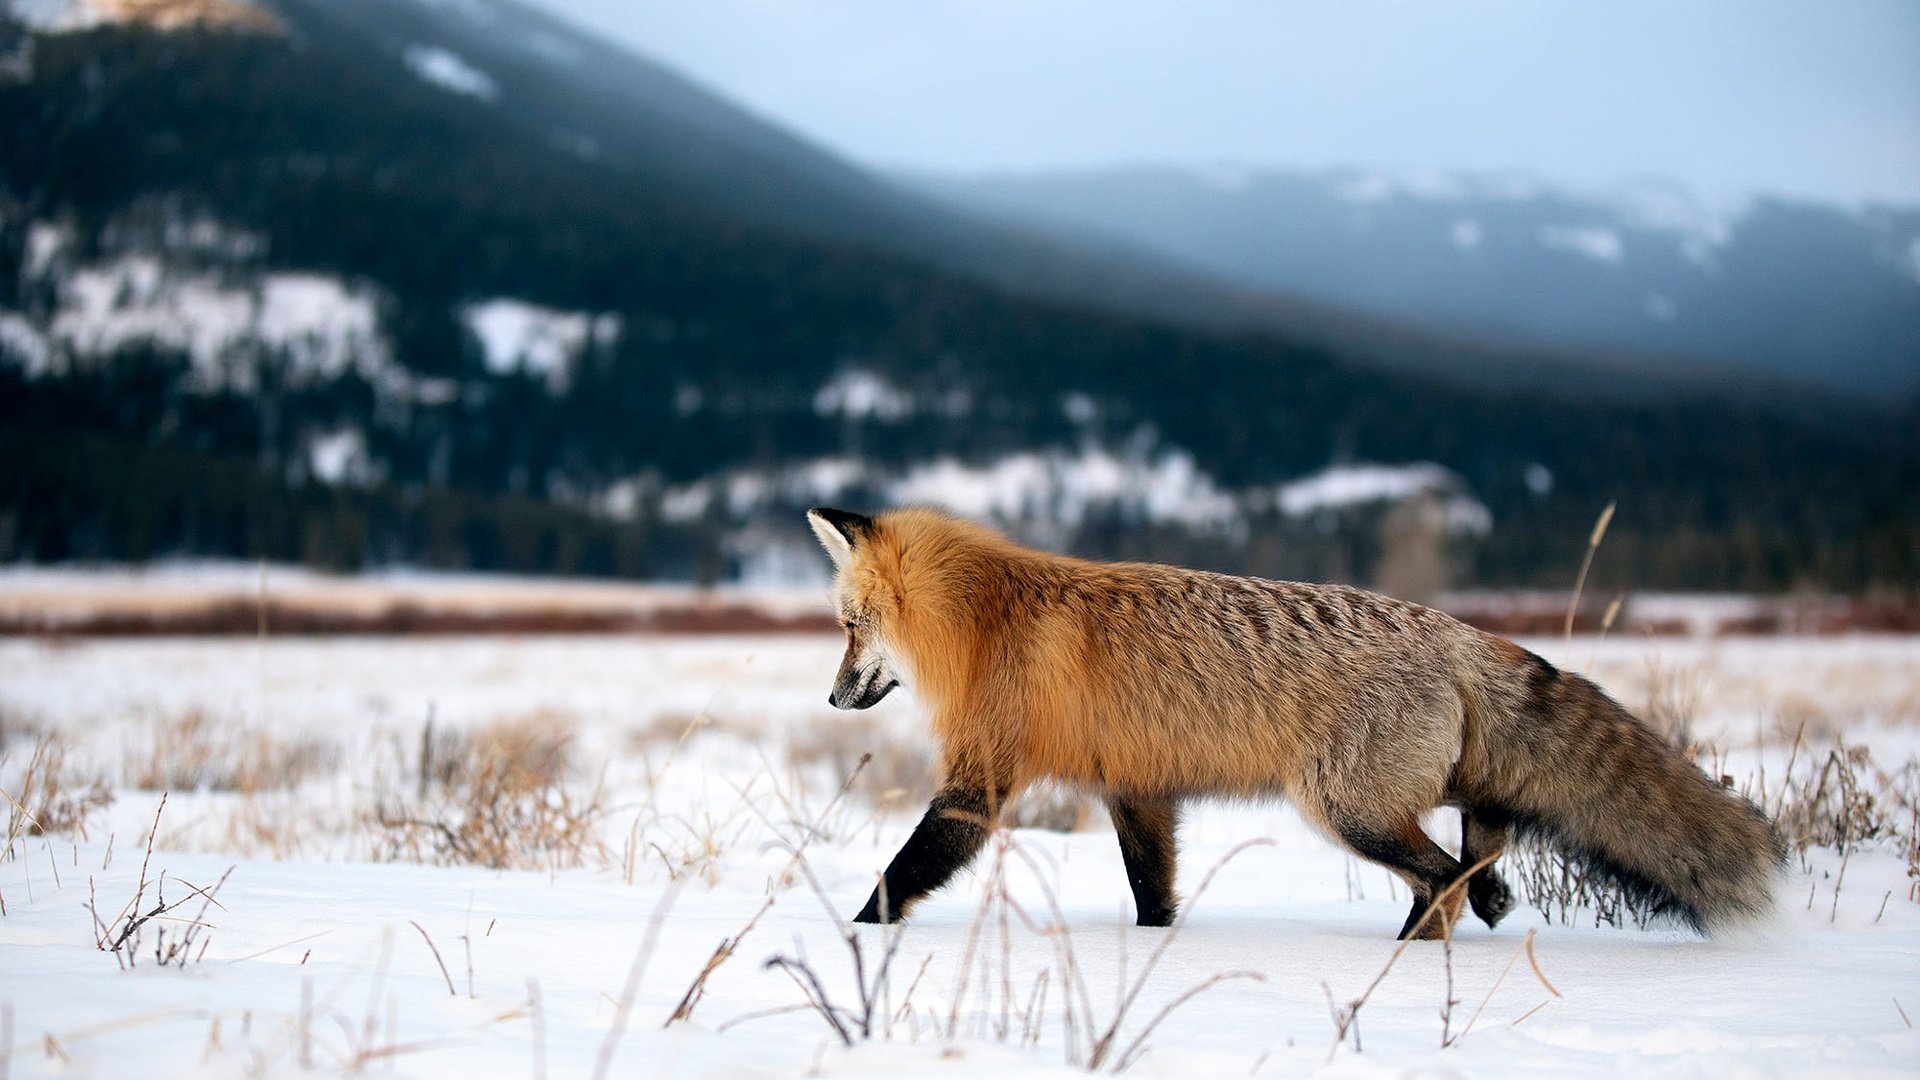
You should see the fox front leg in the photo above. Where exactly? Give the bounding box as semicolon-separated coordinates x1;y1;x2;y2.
854;786;994;924
1108;792;1180;926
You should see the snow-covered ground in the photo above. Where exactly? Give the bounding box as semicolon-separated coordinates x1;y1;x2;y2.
1;622;1916;1077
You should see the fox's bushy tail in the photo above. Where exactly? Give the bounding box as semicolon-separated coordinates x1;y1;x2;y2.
1464;651;1784;934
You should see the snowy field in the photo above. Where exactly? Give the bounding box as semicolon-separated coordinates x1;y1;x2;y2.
2;616;1917;1077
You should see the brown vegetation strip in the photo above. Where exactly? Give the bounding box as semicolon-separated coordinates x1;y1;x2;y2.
0;600;839;637
3;597;1916;638
1454;598;1920;637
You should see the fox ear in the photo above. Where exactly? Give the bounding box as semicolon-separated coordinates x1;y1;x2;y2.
807;507;873;570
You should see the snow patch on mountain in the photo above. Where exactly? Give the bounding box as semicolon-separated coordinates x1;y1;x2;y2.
813;368;912;421
18;255;393;391
1332;171;1393;205
1266;463;1491;535
460;299;618;393
1538;225;1624;265
24;221;73;277
889;446;1242;537
0;311;49;374
0;224;451;400
403;44;497;101
305;427;377;485
631;446;1489;556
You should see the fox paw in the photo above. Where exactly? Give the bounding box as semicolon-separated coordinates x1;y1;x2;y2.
1469;875;1515;928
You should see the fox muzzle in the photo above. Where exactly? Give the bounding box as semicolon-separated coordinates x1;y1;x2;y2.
828;667;899;710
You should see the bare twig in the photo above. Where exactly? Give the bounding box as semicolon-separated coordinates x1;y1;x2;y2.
1564;500;1615;658
1327;850;1502;1061
409;921;456;997
1112;970;1265;1071
664;753;870;1027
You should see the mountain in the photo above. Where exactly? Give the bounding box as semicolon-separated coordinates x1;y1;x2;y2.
909;166;1920;397
1;0;1915;593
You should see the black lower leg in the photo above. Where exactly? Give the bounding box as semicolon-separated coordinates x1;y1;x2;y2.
1332;815;1466;940
1461;808;1515;928
853;786;994;924
1108;792;1179;926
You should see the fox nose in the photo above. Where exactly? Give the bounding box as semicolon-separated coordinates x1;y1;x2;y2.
827;690;838;708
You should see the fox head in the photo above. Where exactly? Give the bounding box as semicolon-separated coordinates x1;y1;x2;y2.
808;507;905;710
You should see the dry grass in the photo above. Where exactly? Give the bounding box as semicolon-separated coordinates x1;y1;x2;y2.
3;734;115;850
369;713;609;871
730;825;1268;1073
786;713;935;818
786;716;1097;832
1636;656;1709;747
1762;739;1917;857
87;795;234;970
123;709;338;794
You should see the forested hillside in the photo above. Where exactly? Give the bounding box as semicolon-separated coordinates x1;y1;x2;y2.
2;8;1914;591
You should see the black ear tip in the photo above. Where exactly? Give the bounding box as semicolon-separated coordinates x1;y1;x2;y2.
809;507;875;537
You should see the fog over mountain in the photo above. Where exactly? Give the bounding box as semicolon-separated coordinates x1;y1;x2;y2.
910;166;1920;396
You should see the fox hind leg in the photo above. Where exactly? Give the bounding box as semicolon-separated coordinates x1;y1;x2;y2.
1460;808;1515;928
1332;813;1469;940
1108;792;1180;927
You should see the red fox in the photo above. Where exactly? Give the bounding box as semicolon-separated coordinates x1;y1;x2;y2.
807;506;1783;939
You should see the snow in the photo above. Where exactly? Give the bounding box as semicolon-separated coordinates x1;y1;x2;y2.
460;299;618;393
1331;171;1394;206
0;619;1915;1078
11;250;404;395
306;427;370;484
403;44;499;102
814;369;913;421
887;447;1242;536
1537;226;1625;266
1272;463;1492;535
1643;293;1678;322
0;311;51;376
23;221;72;278
1608;179;1736;254
1450;219;1484;250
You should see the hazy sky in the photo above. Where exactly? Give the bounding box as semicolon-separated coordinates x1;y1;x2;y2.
532;1;1920;206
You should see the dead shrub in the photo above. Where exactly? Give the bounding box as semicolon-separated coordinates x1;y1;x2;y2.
123;709;338;794
371;713;608;871
786;714;936;817
1638;657;1708;747
1767;742;1916;855
5;735;115;848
